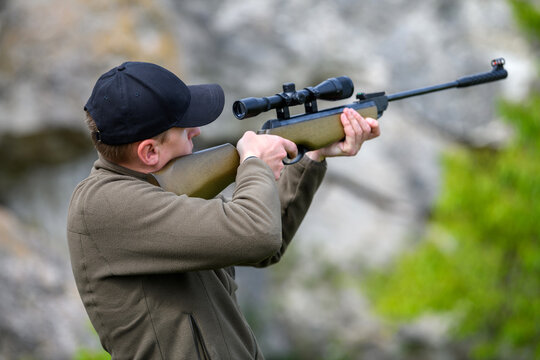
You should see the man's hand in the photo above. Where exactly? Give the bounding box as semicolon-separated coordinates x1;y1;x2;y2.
306;107;380;162
237;131;298;180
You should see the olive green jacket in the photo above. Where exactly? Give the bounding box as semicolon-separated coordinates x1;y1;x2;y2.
67;155;326;360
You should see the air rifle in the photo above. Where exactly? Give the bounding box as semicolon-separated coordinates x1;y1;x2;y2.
149;58;508;199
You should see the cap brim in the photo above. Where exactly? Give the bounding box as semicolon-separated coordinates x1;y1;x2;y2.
175;84;225;128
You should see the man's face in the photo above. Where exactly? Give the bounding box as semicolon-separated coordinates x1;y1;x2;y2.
156;127;201;168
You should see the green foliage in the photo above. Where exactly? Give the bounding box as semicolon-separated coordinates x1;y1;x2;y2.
72;324;111;360
363;2;540;358
364;120;540;357
510;0;540;45
73;348;111;360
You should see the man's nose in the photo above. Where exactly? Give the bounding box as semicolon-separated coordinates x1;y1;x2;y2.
189;127;201;139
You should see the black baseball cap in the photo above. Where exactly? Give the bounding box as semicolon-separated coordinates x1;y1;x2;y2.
84;62;225;145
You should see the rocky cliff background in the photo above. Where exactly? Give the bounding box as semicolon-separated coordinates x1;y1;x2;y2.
0;0;535;359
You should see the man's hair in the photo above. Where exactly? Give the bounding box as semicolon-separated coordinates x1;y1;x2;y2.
85;112;169;164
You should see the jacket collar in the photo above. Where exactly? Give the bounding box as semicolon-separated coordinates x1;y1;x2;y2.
93;154;157;184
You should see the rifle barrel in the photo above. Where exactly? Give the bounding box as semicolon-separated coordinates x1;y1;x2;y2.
387;81;458;102
387;58;507;103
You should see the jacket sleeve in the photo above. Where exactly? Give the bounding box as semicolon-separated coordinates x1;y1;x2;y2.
68;158;285;276
248;156;327;268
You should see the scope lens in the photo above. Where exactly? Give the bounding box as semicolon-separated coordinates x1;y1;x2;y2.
232;101;247;119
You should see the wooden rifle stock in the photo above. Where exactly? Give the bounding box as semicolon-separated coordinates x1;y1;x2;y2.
149;104;380;198
149;144;239;199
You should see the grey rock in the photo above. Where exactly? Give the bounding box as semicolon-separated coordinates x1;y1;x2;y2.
0;206;99;360
0;0;534;358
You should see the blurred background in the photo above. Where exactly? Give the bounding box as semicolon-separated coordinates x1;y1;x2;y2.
0;0;538;359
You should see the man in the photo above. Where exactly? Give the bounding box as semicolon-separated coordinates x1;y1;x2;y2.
67;61;379;359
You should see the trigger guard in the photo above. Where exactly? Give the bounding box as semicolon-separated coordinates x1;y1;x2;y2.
283;145;307;165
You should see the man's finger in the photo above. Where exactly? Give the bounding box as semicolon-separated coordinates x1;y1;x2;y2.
367;118;380;138
348;111;364;137
357;114;371;135
340;110;354;135
281;138;298;159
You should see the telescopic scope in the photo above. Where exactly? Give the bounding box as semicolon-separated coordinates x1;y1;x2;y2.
233;76;354;120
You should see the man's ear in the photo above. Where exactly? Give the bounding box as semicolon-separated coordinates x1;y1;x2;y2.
137;139;160;166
